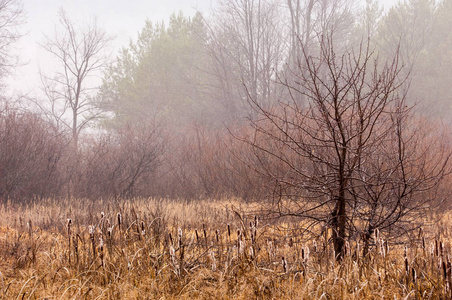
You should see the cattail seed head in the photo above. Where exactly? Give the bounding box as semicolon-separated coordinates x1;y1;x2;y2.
117;213;122;229
27;219;32;236
282;257;288;273
140;221;145;236
67;219;72;236
178;228;183;248
169;232;173;245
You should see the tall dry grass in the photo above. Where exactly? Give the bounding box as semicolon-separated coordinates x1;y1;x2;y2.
0;197;450;299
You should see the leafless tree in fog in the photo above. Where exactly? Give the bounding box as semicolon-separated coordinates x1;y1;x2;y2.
206;0;286;120
246;35;451;259
0;0;23;89
38;9;112;147
286;0;355;66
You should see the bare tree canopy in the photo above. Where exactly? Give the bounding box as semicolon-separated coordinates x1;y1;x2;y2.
246;35;451;259
39;9;112;146
0;0;23;89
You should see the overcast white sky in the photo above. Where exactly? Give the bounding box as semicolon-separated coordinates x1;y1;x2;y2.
7;0;214;95
6;0;397;96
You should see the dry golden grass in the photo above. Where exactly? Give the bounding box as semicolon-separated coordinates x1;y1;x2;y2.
0;197;451;299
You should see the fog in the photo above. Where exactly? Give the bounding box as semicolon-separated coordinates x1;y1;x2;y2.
7;0;213;93
8;0;399;94
1;0;451;202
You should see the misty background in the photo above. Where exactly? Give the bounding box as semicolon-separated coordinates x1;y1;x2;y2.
1;0;451;201
8;0;397;94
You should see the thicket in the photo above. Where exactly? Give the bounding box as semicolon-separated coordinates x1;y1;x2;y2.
0;105;268;201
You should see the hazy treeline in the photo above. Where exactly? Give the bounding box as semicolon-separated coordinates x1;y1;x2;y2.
1;0;452;202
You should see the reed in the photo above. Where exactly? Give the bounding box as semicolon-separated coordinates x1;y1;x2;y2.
0;197;450;299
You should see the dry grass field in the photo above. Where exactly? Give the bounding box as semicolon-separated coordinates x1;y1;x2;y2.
0;197;451;299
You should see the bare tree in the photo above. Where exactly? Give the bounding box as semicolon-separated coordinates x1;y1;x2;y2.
246;36;451;259
205;0;286;121
39;9;112;147
0;0;23;89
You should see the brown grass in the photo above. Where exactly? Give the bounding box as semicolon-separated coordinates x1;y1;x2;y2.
0;197;450;299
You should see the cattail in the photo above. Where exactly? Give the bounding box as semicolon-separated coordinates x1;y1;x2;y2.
99;212;105;232
282;256;288;273
195;229;199;244
238;239;245;255
67;219;72;263
378;239;383;256
227;224;231;238
73;235;78;264
435;239;439;257
27;219;32;237
267;239;274;260
203;224;207;245
169;232;173;246
67;219;72;236
380;239;387;258
136;214;140;240
169;245;177;269
412;267;416;283
99;234;104;267
404;246;409;274
89;225;96;259
305;246;310;261
117;213;122;231
141;221;145;236
178;228;183;248
210;250;216;271
215;229;220;243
